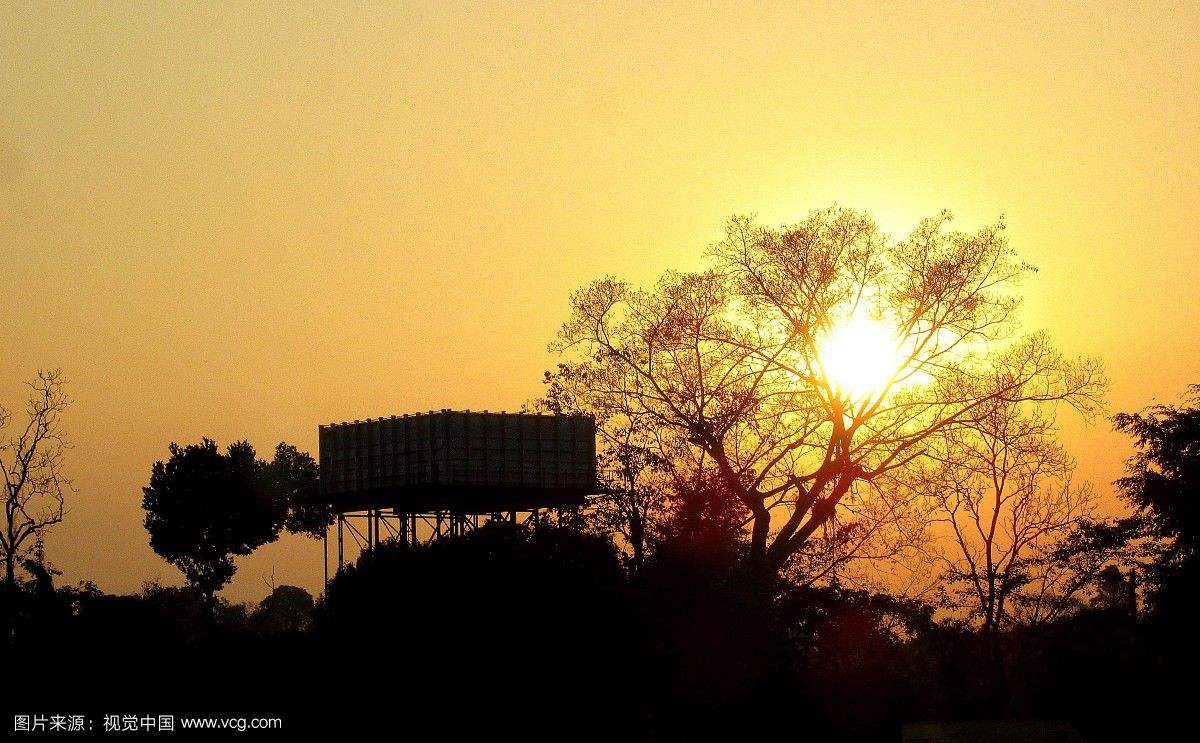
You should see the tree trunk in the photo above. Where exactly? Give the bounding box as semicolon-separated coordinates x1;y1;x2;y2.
2;551;15;643
629;509;645;572
4;551;14;595
201;586;218;622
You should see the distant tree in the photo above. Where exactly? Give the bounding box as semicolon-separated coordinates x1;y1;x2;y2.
913;401;1117;635
1;370;71;597
138;580;209;633
1087;564;1136;614
1114;385;1200;623
555;208;1105;578
251;585;314;633
779;583;938;737
314;522;627;658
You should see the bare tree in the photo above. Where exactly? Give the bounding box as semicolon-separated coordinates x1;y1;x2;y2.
534;363;670;570
913;401;1111;634
556;208;1104;579
1;370;71;595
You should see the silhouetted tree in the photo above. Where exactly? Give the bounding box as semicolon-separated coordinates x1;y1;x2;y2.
1;370;70;600
313;522;631;728
655;467;748;560
780;583;939;737
125;580;223;641
264;443;330;538
555;208;1104;578
251;584;314;633
535;364;669;570
913;401;1113;635
1088;564;1136;614
2;537;74;643
142;439;329;613
1114;386;1200;624
142;440;281;611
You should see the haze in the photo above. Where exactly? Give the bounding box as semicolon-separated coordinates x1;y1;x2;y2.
2;1;1197;601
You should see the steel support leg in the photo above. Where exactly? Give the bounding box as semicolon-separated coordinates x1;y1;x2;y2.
337;514;344;571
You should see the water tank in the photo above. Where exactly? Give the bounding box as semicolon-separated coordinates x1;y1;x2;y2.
318;411;596;513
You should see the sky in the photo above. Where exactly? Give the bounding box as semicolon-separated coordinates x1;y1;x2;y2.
2;1;1197;602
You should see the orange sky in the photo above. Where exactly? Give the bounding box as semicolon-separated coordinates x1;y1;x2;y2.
2;2;1197;601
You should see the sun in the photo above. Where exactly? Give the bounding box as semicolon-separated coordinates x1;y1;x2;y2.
817;312;906;401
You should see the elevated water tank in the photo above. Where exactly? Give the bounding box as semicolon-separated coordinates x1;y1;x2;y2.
318;411;596;513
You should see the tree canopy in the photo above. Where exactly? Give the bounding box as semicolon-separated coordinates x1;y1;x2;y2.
555;208;1105;577
142;439;327;608
1114;386;1200;622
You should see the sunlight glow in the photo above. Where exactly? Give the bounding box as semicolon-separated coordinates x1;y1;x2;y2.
817;312;906;401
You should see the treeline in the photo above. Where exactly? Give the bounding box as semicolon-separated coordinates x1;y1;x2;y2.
313;381;1186;741
4;208;1198;739
0;483;1186;741
3;386;1196;740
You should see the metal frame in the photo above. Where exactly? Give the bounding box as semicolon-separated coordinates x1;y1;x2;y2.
323;508;544;586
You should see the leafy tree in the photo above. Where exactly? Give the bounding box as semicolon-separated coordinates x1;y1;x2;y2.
143;440;278;610
1088;564;1136;614
264;443;330;538
143;439;330;611
555;208;1104;578
655;467;748;560
1114;385;1200;621
314;522;628;668
251;584;314;633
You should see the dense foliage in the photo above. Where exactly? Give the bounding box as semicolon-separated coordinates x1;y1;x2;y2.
142;440;328;607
